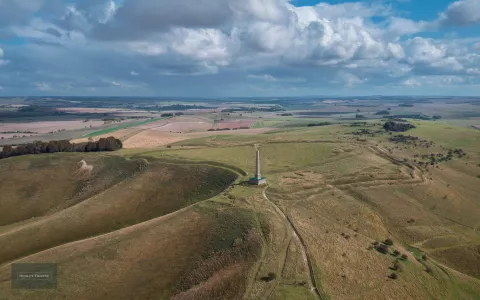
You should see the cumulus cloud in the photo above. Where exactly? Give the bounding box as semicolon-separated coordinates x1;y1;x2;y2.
0;0;479;96
386;17;426;38
404;37;464;73
437;0;480;27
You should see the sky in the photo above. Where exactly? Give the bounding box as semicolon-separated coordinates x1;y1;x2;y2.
0;0;479;97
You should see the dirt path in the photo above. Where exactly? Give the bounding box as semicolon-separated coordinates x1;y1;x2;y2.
262;187;324;300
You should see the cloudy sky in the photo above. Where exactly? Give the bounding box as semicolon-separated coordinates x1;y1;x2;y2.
0;0;479;97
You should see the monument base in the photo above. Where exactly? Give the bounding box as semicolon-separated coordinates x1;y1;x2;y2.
249;177;267;185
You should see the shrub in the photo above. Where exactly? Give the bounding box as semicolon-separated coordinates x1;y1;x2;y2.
422;254;428;261
383;121;416;132
392;250;400;256
376;244;389;254
425;267;432;274
392;261;402;271
260;272;277;282
400;254;408;260
389;273;398;279
372;241;380;246
384;238;394;246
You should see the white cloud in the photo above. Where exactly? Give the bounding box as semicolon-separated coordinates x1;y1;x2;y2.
128;41;166;56
467;68;480;75
335;72;367;88
0;0;480;96
0;47;7;66
386;17;426;38
36;82;52;91
403;78;421;87
404;37;464;72
247;74;305;82
248;74;278;82
313;2;391;19
437;0;480;27
170;28;231;65
102;0;117;24
387;43;405;59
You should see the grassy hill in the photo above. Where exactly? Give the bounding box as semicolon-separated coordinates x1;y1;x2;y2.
0;153;247;299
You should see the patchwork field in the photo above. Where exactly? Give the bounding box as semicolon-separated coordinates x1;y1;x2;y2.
215;119;256;129
0;120;105;136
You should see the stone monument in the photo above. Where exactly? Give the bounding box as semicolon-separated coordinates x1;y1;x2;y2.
249;149;267;185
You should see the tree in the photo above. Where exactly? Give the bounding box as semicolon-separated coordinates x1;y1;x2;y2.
376;244;389;254
2;145;13;154
16;145;27;155
384;121;416;132
389;273;398;279
105;137;122;151
26;143;36;154
392;261;402;271
46;141;59;153
85;142;97;152
97;138;108;151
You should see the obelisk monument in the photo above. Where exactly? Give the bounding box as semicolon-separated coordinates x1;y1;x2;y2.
249;148;267;185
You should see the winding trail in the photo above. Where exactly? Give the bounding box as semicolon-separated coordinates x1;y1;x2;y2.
262;187;324;300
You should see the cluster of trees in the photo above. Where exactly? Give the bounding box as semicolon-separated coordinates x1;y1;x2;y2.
387;114;430;120
161;112;185;118
0;130;37;134
351;129;384;136
221;105;285;113
307;122;331;127
416;149;465;167
389;135;434;148
207;127;250;131
349;122;368;127
156;104;213;110
383;121;416;132
0;137;123;160
375;110;391;115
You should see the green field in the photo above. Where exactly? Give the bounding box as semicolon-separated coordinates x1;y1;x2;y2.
85;117;165;138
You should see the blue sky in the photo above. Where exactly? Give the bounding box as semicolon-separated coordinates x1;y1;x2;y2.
0;0;479;97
